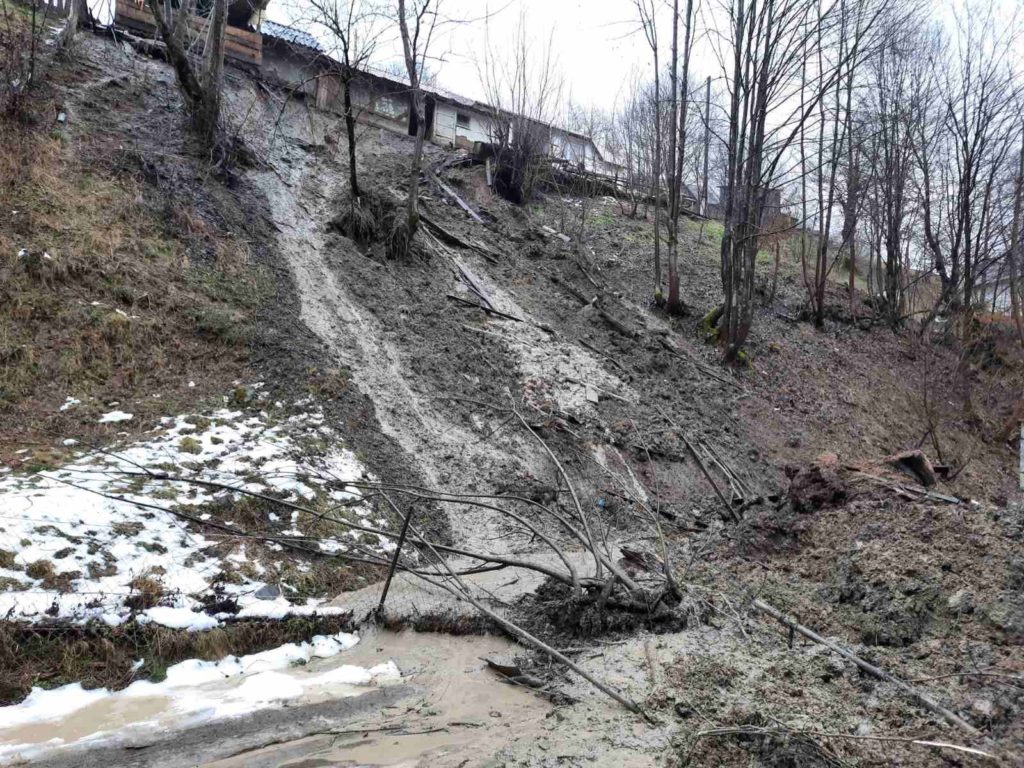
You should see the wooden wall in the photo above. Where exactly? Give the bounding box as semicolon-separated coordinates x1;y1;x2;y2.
114;0;261;66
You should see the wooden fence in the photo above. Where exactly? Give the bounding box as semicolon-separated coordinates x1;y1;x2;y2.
113;0;261;65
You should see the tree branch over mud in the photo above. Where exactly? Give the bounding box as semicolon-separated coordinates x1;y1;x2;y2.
55;426;686;715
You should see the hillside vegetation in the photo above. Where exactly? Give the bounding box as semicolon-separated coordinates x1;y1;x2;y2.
0;25;1021;768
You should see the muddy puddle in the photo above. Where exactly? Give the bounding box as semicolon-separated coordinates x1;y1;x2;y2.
0;654;390;764
203;629;553;768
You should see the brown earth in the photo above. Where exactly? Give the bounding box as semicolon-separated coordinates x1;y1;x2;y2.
0;27;1022;767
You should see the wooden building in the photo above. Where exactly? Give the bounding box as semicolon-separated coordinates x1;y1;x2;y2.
113;0;264;66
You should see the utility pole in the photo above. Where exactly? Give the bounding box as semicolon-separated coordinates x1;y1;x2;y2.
701;75;710;216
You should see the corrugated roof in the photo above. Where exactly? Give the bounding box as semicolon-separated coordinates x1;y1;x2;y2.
261;20;323;53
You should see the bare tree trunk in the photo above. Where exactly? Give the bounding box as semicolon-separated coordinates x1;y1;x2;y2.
148;0;225;148
636;1;663;305
199;0;227;145
396;0;429;257
665;0;694;316
342;75;360;202
848;239;856;315
149;0;204;107
1009;128;1024;345
652;44;663;303
58;0;85;49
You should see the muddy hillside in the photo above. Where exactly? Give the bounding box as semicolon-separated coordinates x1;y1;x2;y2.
0;26;1022;768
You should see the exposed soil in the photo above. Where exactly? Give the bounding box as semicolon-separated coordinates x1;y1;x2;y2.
1;28;1022;767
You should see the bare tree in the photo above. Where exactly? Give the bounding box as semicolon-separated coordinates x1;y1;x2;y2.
478;13;563;205
393;0;442;258
714;0;886;363
148;0;229;149
307;0;386;208
613;74;662;219
1007;130;1024;343
801;0;872;328
856;16;934;326
634;0;664;305
916;3;1021;330
662;0;696;315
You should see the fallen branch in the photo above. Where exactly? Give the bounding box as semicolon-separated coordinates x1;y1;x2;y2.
446;294;523;322
657;338;739;389
420;210;500;263
653;408;740;523
427;169;485;224
753;598;981;736
452;257;496;310
578;339;630;375
849;470;961;504
397;503;648;719
688;724;996;761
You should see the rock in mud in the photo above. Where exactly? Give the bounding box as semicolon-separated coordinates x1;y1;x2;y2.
255;583;282;600
947;588;975;614
982;591;1024;637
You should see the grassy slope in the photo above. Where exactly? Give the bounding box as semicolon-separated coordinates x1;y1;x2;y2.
0;46;269;461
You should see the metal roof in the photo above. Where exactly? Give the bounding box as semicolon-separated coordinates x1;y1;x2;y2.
261;20;323;53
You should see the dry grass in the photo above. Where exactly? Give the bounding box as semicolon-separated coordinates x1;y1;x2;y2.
0;614;355;705
0;117;269;449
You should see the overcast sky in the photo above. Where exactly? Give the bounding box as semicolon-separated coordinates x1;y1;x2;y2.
264;0;1018;116
265;0;676;111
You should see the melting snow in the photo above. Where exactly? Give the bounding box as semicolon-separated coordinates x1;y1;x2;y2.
97;410;133;423
0;403;382;625
140;606;221;631
0;631;400;763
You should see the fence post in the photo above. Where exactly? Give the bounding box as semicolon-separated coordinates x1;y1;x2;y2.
375;502;414;617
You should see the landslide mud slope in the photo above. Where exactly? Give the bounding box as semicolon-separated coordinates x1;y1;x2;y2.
3;30;1022;767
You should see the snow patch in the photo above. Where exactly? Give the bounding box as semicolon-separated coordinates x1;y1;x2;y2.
0;632;396;763
0;401;379;625
140;606;221;631
97;410;133;423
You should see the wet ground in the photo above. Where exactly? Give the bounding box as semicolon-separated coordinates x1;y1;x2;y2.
2;30;1022;768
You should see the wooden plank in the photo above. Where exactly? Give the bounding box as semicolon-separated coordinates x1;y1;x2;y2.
115;0;261;63
115;2;153;25
222;37;260;57
227;27;261;45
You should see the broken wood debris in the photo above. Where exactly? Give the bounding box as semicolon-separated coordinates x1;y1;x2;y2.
420;210;501;263
446;294;523;322
427;168;486;224
540;225;572;245
753;598;982;737
850;470;962;504
657;337;739;389
550;274;639;339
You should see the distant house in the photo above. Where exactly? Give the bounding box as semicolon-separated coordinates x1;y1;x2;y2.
976;267;1013;313
550;128;627;180
708;184;791;230
310;57;623;180
431;93;499;149
109;9;628;185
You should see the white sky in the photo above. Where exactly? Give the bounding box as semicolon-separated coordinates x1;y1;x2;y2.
264;0;1020;115
265;0;674;111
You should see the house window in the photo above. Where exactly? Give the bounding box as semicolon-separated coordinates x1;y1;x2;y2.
456;112;471;129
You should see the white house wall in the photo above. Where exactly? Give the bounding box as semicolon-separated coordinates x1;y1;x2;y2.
433;102;494;148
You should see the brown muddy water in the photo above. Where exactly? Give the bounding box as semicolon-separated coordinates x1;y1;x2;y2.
203;629;552;768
